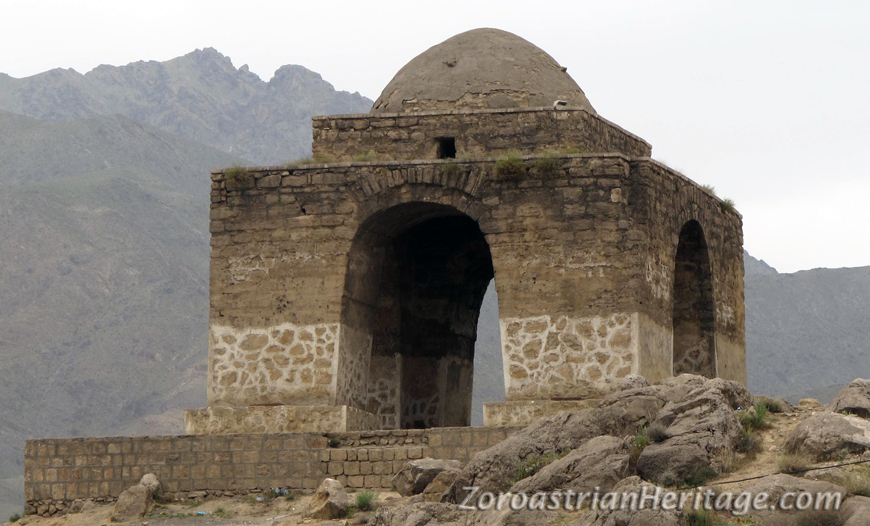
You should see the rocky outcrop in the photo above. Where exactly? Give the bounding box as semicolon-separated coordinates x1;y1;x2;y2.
637;376;747;485
445;380;666;500
418;469;462;503
306;478;349;520
391;459;463;497
510;436;630;494
571;476;684;526
785;412;870;459
444;375;750;500
830;379;870;418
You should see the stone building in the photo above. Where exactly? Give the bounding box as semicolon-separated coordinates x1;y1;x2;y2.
185;28;745;435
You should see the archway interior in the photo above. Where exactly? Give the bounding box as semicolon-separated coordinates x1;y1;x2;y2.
672;220;716;378
344;203;494;429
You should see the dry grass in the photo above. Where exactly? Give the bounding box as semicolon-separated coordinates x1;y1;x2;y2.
494;152;525;178
778;452;814;474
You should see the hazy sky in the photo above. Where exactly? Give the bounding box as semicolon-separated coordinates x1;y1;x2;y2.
3;0;868;273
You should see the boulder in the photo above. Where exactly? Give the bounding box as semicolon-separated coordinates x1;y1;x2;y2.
370;502;468;526
785;411;870;459
843;496;870;526
831;379;870;418
510;435;630;494
306;478;349;519
740;474;847;526
391;458;464;496
139;473;161;495
111;484;153;522
419;469;461;502
636;442;709;487
571;476;684;526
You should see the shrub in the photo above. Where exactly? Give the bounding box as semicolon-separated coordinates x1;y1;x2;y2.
629;427;650;465
313;152;336;163
225;164;249;182
736;428;762;455
687;507;713;526
328;437;341;448
284;157;315;167
755;396;786;413
720;198;736;213
739;402;771;432
440;162;460;177
494;152;526;178
355;490;379;511
647;422;670;443
535;155;560;176
715;448;738;474
8;513;21;523
778;452;813;474
352;151;377;162
510;450;566;483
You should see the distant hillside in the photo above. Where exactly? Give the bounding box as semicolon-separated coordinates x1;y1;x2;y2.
0;109;246;518
0;49;372;165
744;254;870;397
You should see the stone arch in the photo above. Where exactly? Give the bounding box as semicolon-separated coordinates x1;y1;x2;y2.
672;219;716;378
339;201;495;429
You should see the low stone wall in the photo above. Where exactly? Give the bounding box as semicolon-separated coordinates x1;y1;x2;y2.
24;427;519;517
184;405;381;434
483;399;600;427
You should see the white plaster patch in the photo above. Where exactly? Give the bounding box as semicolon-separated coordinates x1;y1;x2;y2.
227;254;276;282
500;313;638;400
209;322;338;406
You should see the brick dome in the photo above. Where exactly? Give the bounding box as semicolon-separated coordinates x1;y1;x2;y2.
371;28;596;114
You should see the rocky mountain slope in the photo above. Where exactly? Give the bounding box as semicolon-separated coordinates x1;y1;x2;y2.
0;48;370;165
745;258;870;399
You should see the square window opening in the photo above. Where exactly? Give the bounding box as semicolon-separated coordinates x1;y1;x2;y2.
436;137;456;159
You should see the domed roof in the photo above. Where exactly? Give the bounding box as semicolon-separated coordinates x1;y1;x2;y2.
371;28;595;114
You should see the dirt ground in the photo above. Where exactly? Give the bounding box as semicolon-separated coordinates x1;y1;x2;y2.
4;490;401;526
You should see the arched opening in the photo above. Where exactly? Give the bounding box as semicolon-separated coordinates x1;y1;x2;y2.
672;220;716;378
341;202;495;428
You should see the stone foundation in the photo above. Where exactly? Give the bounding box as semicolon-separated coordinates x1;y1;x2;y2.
184;405;380;434
482;399;600;426
25;427;519;517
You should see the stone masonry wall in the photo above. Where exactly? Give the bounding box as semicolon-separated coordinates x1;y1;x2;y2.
501;313;637;400
312;108;651;162
208;151;744;408
630;160;745;383
24;427;518;517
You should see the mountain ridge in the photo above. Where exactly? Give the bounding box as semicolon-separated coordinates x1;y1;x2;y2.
0;48;373;165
